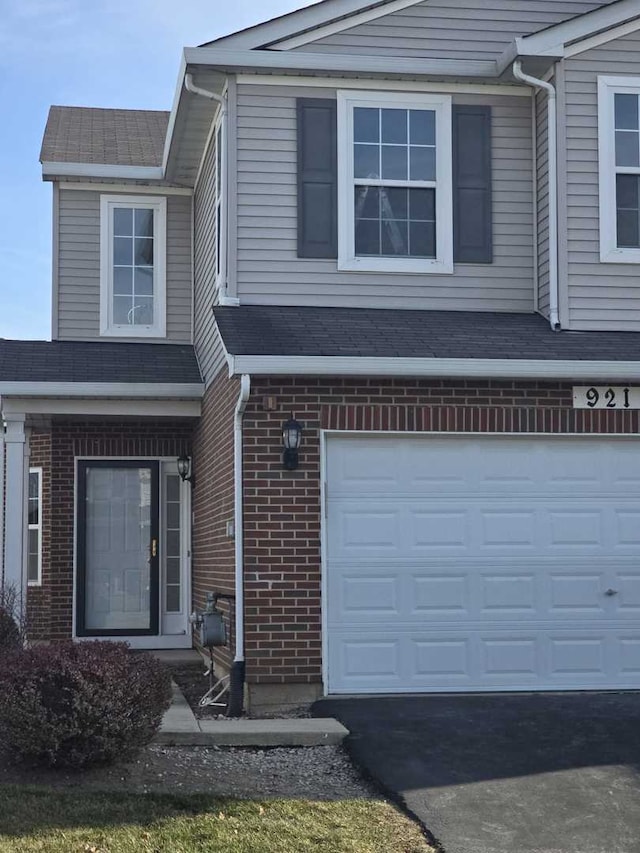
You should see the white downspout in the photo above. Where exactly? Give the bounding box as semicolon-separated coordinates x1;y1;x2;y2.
184;73;225;109
513;59;560;331
232;375;251;682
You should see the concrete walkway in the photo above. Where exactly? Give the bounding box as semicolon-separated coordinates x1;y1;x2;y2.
315;693;640;853
155;681;348;747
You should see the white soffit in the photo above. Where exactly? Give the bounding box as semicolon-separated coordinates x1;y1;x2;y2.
42;163;164;180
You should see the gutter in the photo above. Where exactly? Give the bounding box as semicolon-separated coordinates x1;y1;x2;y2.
229;374;251;717
512;60;560;331
227;355;640;382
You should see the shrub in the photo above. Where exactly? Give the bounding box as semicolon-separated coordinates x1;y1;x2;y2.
0;641;172;769
0;606;20;651
0;583;25;650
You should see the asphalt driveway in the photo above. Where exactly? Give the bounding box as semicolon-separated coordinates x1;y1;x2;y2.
314;693;640;853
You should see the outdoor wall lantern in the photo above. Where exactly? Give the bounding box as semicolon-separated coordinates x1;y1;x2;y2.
282;416;303;471
177;454;195;488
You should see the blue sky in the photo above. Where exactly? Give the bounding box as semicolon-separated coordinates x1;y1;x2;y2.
0;0;320;340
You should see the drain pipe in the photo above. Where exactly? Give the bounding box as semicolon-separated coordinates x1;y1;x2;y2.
228;374;251;717
513;60;560;331
184;73;224;109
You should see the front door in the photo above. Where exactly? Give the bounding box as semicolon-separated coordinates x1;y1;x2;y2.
77;461;159;636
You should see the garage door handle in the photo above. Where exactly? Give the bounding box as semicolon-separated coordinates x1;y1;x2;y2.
605;589;619;597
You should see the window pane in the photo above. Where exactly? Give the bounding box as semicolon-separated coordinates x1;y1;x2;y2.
113;295;134;325
409;220;436;258
134;237;154;266
113;237;133;266
29;472;39;501
28;530;39;582
410;110;435;145
166;475;181;503
113;267;133;295
381;109;407;144
166;502;180;531
410;146;436;181
615;131;639;167
615;94;639;130
381;218;409;256
354;144;379;179
385;187;408;220
132;296;154;325
113;208;133;236
354;107;379;143
356;186;379;219
381;145;407;180
617;174;640;247
355;218;380;255
135;208;154;238
409;188;436;221
166;557;181;585
134;267;154;296
166;585;180;613
28;499;39;526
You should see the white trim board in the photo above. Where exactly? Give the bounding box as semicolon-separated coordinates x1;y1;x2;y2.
236;74;530;97
1;398;201;418
42;163;164;181
184;47;498;80
564;17;640;59
227;355;640;381
0;382;204;399
270;0;427;50
59;182;192;196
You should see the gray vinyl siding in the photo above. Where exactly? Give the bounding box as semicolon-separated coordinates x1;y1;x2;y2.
236;83;534;312
564;30;640;331
536;86;550;318
194;124;226;386
56;189;192;342
300;0;609;60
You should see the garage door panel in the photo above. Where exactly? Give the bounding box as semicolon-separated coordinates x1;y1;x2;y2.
326;436;640;693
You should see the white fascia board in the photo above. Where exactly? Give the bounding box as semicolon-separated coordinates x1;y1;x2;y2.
208;0;415;50
42;162;164;180
564;17;640;59
270;0;426;50
227;355;640;381
184;47;498;79
0;382;204;399
1;398;201;418
163;52;188;175
515;0;640;58
58;182;192;196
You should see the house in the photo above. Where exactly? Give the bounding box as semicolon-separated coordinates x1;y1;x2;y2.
3;0;640;713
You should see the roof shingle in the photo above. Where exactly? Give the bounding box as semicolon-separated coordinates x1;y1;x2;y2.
40;106;169;167
214;305;640;362
0;340;202;385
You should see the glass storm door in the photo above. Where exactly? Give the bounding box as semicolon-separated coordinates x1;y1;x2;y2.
77;461;159;636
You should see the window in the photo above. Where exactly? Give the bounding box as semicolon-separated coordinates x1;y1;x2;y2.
598;76;640;263
337;90;453;274
215;117;227;289
28;468;42;586
100;195;167;336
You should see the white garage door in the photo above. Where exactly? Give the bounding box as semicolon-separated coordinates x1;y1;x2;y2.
325;434;640;694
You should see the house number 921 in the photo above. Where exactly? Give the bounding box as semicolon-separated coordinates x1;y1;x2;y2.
573;386;640;409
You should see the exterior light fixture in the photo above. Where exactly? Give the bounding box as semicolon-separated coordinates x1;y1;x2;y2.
177;454;195;488
282;416;303;471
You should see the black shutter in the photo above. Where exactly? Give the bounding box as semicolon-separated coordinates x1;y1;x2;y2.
453;105;493;264
297;98;338;259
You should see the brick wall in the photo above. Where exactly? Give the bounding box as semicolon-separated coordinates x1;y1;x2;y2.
192;372;240;669
237;377;639;689
45;420;193;640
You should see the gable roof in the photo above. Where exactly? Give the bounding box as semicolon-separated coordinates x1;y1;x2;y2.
40;106;169;170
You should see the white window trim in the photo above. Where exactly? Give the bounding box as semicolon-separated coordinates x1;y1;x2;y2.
99;194;167;337
598;76;640;264
214;113;228;293
337;89;453;275
28;467;42;587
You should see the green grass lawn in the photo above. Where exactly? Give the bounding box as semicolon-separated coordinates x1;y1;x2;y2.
0;786;433;853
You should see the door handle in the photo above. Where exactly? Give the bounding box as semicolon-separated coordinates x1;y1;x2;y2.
151;539;158;558
604;588;618;597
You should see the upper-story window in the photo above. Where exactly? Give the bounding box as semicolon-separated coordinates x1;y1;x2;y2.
598;76;640;264
100;195;167;336
337;90;453;274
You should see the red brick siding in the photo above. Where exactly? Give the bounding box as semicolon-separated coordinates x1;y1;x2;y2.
45;421;193;640
238;377;640;688
192;372;240;668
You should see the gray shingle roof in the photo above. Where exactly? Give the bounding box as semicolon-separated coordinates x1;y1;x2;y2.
0;340;202;385
40;107;169;167
214;305;640;361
